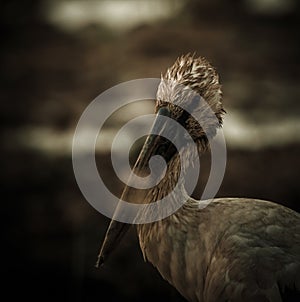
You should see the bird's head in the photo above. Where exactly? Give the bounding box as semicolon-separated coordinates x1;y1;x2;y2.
132;54;224;178
156;54;224;146
96;54;225;267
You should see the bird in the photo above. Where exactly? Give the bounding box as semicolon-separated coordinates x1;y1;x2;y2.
97;54;300;301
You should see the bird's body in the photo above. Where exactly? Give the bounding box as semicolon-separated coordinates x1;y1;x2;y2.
138;198;300;301
98;54;300;301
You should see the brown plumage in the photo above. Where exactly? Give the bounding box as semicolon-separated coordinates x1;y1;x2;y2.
98;54;300;302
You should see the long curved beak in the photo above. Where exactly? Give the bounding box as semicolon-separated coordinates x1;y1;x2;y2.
96;106;179;267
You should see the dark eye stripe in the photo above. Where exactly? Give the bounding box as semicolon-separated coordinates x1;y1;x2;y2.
177;95;200;127
177;109;190;127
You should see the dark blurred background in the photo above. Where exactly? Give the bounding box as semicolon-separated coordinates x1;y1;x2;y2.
2;0;300;301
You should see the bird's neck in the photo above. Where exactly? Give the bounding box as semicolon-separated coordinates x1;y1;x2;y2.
135;142;202;222
136;143;201;242
135;139;203;229
145;141;201;203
